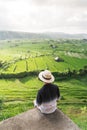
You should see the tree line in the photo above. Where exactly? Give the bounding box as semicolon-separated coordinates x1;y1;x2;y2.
0;66;87;79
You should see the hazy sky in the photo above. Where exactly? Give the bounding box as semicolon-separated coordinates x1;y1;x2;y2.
0;0;87;33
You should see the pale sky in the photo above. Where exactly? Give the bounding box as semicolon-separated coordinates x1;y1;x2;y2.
0;0;87;34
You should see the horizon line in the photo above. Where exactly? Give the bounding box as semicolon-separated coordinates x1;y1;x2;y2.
0;30;87;35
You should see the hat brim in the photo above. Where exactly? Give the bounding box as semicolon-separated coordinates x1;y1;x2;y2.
38;71;55;83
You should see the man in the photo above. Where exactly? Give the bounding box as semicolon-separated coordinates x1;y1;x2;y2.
34;70;60;114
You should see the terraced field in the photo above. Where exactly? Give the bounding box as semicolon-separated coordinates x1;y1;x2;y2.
0;75;87;130
2;55;86;73
0;39;87;130
0;40;87;74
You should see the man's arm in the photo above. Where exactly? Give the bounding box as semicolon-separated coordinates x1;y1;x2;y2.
36;90;42;106
56;86;60;100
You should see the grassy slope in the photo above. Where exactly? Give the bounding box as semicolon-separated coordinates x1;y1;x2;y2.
0;39;87;73
0;39;87;130
0;75;87;130
1;55;87;73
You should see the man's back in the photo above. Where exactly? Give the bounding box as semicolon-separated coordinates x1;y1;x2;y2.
37;83;60;104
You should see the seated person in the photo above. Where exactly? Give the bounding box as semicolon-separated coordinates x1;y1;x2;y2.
34;70;60;114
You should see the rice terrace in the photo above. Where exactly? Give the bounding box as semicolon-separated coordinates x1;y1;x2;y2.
0;36;87;130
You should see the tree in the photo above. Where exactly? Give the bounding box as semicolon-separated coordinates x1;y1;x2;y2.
67;68;72;77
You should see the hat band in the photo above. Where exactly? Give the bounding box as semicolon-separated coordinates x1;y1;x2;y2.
42;75;51;80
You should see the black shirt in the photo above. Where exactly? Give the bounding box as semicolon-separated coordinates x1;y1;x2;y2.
36;83;60;105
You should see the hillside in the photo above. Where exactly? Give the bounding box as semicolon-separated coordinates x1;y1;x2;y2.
0;31;87;40
0;39;87;130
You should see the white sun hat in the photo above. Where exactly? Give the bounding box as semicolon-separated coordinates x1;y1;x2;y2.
38;70;55;83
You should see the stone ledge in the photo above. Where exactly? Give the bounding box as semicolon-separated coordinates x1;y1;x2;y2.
0;108;80;130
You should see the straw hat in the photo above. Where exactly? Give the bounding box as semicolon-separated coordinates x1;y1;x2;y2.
38;70;55;83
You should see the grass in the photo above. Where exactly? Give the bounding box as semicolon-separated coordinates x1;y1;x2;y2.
0;75;87;130
0;39;87;129
0;39;87;74
1;55;87;74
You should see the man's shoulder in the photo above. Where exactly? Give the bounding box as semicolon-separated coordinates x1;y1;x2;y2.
50;83;59;88
38;85;45;93
38;83;59;92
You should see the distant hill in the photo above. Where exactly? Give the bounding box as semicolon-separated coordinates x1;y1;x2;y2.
0;31;87;40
